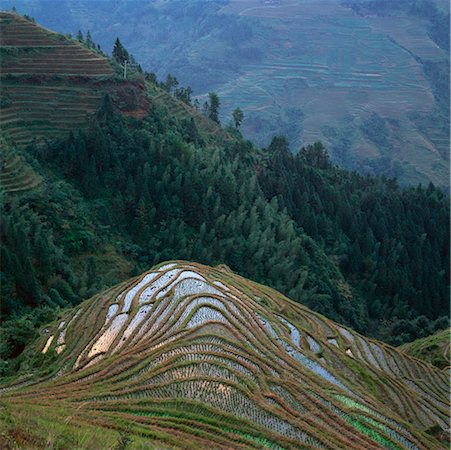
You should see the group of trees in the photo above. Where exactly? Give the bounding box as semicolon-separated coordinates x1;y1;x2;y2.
108;36;244;128
0;175;106;370
0;88;448;372
32;99;447;338
112;37;130;64
259;136;449;342
144;71;244;128
76;30;104;54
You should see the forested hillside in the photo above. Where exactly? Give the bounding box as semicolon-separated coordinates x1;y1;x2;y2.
0;12;449;376
1;89;449;373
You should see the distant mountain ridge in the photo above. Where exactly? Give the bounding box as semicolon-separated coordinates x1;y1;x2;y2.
1;261;449;448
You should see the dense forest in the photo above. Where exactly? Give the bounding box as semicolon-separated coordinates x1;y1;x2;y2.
1;83;449;374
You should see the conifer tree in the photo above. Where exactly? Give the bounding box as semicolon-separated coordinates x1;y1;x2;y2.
86;31;93;48
208;92;220;123
232;107;244;129
112;37;129;64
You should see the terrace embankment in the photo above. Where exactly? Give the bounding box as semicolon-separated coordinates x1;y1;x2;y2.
0;12;150;194
1;261;448;449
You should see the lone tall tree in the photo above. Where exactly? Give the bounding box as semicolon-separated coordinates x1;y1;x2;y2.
208;92;220;124
232;107;244;129
86;31;94;48
112;37;129;64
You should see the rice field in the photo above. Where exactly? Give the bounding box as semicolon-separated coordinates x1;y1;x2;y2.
0;12;113;150
1;261;447;449
214;0;449;187
0;136;41;193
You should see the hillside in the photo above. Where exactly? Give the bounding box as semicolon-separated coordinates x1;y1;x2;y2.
0;11;113;147
0;12;149;148
400;329;450;370
3;0;449;188
1;261;449;449
0;11;448;401
0;11;151;197
0;135;41;193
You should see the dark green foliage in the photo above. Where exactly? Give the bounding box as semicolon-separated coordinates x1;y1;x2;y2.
2;85;448;368
144;71;158;85
232;107;244;129
298;142;331;169
258;142;449;342
40;104;352;328
38;101;449;345
206;92;220;124
85;31;93;48
390;315;449;345
163;74;179;93
112;37;129;64
0;305;58;374
0;168;109;369
174;86;193;106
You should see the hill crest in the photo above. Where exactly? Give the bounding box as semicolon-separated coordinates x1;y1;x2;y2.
3;261;448;449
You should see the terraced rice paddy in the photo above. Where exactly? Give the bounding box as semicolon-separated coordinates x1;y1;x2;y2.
215;0;449;187
400;329;450;370
1;261;448;448
0;137;40;193
0;12;113;149
0;13;111;75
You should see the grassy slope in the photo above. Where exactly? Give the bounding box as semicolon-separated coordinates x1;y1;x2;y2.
0;261;448;449
400;329;450;370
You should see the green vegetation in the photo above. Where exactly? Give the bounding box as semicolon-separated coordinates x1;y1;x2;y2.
6;0;448;186
0;8;448;397
400;328;450;369
0;262;447;449
258;138;449;344
0;13;449;447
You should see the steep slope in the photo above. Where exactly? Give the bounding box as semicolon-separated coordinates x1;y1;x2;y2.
0;135;41;193
400;329;450;371
0;12;152;196
1;262;448;449
0;11;113;147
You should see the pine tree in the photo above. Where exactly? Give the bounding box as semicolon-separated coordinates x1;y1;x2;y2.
86;256;98;289
112;37;129;64
208;93;220;123
86;31;93;48
232;107;244;129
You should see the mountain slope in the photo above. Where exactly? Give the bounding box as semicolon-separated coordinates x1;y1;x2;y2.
1;262;448;449
3;0;449;187
400;329;450;370
0;11;113;147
